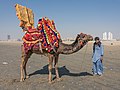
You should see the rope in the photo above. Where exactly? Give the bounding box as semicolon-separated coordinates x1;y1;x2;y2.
80;42;89;73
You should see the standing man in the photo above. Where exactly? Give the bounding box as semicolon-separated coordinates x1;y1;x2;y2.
92;37;104;76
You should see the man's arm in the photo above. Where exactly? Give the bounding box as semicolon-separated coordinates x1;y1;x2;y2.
100;45;104;61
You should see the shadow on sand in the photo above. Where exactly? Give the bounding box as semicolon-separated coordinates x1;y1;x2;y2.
29;65;93;78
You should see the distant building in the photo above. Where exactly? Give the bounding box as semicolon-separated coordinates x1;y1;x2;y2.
108;32;113;40
7;35;11;40
102;32;114;40
103;32;107;40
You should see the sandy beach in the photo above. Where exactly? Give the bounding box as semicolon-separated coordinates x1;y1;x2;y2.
0;41;120;90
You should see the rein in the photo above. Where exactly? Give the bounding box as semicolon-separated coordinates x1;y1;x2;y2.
80;42;88;72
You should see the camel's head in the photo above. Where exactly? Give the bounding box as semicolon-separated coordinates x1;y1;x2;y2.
85;34;93;41
76;33;93;45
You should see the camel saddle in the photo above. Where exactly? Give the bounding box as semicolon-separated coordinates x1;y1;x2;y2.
22;17;61;54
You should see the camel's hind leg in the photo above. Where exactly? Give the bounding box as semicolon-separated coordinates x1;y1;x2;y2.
54;55;61;81
48;54;53;83
20;45;32;82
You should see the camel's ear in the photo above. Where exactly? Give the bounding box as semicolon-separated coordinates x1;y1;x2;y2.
80;32;84;35
76;34;80;40
77;34;80;37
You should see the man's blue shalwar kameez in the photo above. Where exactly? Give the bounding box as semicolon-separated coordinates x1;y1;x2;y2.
92;45;104;75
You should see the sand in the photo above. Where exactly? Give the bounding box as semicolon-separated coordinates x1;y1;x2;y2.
0;41;120;90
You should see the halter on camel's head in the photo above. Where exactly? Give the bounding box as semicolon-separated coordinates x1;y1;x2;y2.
78;33;93;41
76;33;93;45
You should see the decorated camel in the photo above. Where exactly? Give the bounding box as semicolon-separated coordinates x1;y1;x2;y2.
15;4;93;83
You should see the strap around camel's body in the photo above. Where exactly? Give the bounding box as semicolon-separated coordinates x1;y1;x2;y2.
23;17;61;54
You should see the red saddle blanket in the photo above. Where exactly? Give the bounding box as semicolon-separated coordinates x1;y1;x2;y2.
22;17;61;54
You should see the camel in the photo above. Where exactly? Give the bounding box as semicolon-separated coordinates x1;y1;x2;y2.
20;30;93;83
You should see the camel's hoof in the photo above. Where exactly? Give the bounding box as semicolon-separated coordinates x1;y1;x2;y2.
20;78;24;82
49;81;52;84
25;75;30;79
57;78;63;82
49;80;55;84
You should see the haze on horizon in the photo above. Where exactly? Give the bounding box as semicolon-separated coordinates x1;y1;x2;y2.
0;0;120;40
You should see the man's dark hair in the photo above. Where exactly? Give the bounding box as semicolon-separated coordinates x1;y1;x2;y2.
93;37;101;53
94;37;100;41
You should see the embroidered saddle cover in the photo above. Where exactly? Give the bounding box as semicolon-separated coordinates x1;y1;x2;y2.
22;17;61;54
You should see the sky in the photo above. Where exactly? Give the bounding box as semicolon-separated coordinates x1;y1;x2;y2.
0;0;120;40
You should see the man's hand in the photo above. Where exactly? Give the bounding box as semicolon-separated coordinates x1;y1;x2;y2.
100;56;103;63
100;56;103;60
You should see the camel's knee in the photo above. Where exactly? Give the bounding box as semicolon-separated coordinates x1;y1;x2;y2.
20;63;24;69
55;67;58;71
48;64;53;72
20;59;25;68
48;66;52;71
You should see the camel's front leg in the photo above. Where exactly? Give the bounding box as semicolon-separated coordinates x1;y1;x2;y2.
23;58;30;79
20;55;25;82
20;45;31;82
48;54;53;83
23;51;32;79
20;45;25;82
20;56;30;82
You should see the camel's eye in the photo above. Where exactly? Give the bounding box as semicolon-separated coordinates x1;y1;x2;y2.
78;38;80;40
82;35;85;38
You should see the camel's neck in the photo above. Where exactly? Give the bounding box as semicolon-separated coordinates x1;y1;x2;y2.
57;39;88;55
